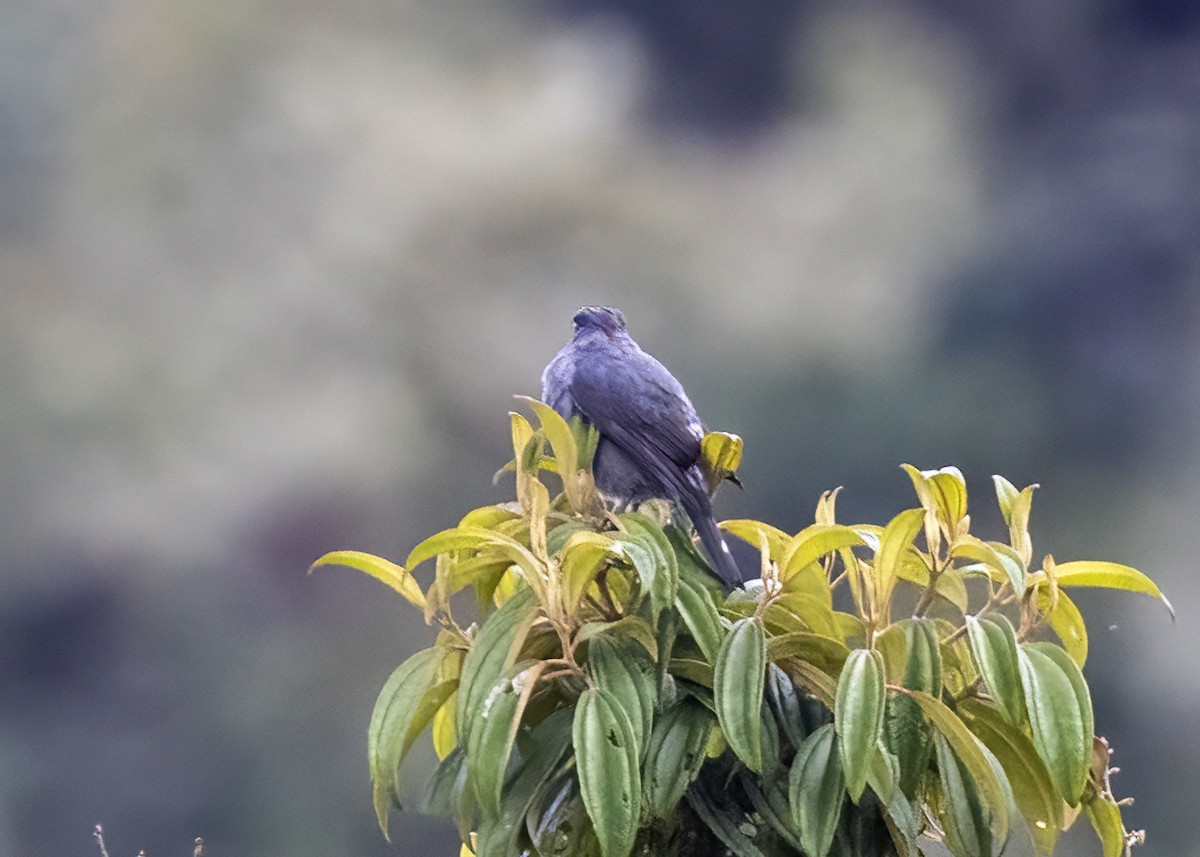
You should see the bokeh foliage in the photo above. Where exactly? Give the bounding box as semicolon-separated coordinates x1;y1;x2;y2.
314;401;1171;857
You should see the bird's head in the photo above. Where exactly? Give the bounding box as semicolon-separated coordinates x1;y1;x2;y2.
572;306;627;339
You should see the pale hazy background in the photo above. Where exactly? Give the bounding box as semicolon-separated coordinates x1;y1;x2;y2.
2;0;1198;855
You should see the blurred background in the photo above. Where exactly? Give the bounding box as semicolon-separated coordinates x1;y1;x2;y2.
2;0;1197;854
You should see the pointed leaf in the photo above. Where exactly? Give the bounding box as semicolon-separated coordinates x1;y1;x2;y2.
966;615;1025;727
643;699;714;818
1035;584;1089;666
456;587;538;745
962;699;1063;856
788;724;845;857
834;648;886;801
953;536;1024;594
574;687;640;857
674;575;723;663
714;616;767;773
779;524;865;582
1048;560;1173;616
1084;795;1127;857
368;647;443;834
311;551;426;609
720;519;792;561
933;732;994;857
909;690;1009;843
588;636;657;759
1018;643;1093;804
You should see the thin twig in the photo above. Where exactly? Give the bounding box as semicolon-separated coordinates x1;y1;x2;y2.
93;826;111;857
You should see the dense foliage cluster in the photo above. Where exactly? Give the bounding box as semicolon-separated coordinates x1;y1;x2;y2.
315;400;1171;857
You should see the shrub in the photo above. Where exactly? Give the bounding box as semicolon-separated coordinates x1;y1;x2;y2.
314;400;1171;857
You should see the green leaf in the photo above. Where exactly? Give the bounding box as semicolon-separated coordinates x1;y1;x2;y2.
834;648;886;801
992;475;1019;528
779;524;865;583
674;575;724;663
1047;560;1173;617
456;587;538;745
1035;584;1089;666
643;699;714;818
487;709;575;854
908;690;1009;843
788;724;845;857
686;785;769;857
587;635;657;760
1018;643;1093;804
467;662;544;817
619;511;679;613
524;771;602;857
574;687;641;857
368;647;443;835
966;615;1025;727
962;700;1063;857
310;550;426;609
881;619;940;798
1084;795;1127;857
714;616;767;773
933;732;994;857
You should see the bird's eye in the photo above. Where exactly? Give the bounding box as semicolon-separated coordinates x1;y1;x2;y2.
572;311;589;327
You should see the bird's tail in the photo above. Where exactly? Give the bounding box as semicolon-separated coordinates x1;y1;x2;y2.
682;493;743;588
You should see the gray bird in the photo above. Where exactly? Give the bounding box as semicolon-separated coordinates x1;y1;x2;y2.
541;306;742;587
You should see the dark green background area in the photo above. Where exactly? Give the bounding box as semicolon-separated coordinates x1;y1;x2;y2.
1;1;1195;854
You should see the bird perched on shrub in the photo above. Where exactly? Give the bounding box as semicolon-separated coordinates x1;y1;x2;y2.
541;306;742;587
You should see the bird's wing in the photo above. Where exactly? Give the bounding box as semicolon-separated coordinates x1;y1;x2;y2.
570;349;703;475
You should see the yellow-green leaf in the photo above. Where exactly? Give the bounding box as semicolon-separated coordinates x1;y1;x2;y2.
779;525;865;583
1035;584;1088;666
874;509;926;608
519;397;585;513
766;631;850;675
310;550;426;609
1047;561;1173;617
560;530;615;613
720;519;792;562
1084;794;1127;857
405;527;494;572
953;535;1024;594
